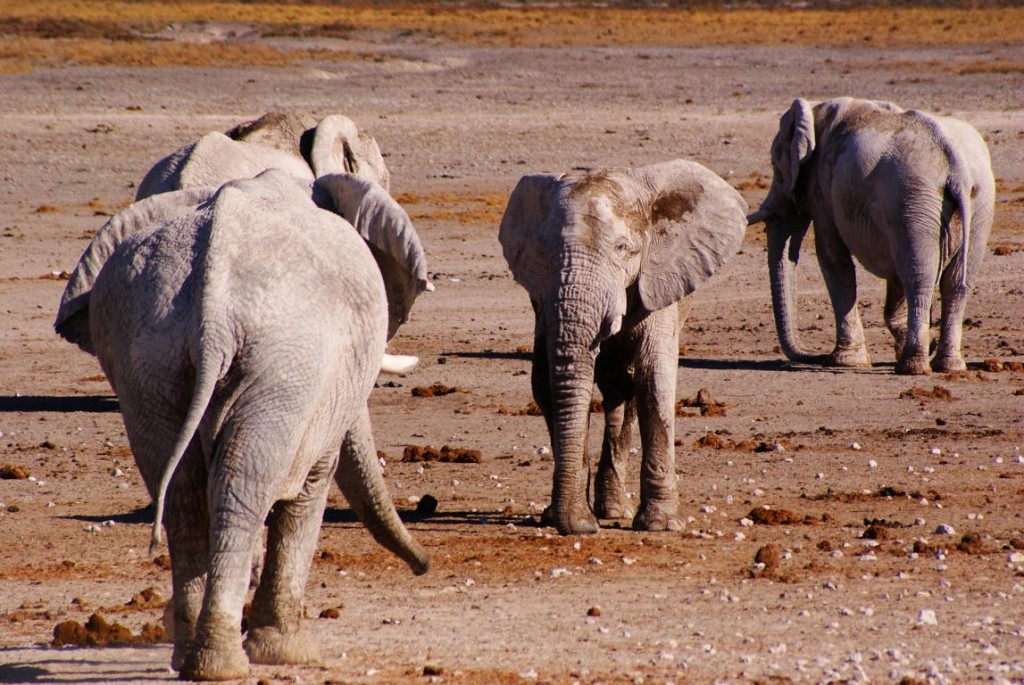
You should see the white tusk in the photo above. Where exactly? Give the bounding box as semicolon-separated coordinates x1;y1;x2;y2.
380;353;419;375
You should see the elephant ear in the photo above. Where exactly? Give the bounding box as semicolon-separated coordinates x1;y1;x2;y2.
313;173;429;340
309;115;391;192
135;132;314;201
635;160;748;313
778;98;816;200
54;187;215;354
498;174;563;303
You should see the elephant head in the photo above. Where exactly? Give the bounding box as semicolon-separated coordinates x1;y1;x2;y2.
499;160;747;534
57;175;429;353
746;97;820;364
135;112;390;201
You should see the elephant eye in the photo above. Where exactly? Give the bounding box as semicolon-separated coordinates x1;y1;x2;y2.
614;237;637;255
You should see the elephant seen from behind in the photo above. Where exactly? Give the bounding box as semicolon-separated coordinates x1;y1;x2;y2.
748;97;995;374
54;170;430;680
500;160;747;536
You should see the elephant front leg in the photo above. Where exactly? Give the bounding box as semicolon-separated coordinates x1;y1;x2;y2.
244;454;334;666
594;353;636;521
631;311;683;532
594;399;636;521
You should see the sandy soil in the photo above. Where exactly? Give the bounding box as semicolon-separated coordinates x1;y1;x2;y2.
1;28;1023;685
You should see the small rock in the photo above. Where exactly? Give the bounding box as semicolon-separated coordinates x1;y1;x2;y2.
587;605;601;617
917;609;938;626
934;523;956;535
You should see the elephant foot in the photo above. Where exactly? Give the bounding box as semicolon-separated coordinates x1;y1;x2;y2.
826;346;872;368
594;498;634;521
541;504;599;536
244;625;321;665
632;503;684;532
594;474;634;521
179;634;249;681
931;353;966;373
896;355;932;375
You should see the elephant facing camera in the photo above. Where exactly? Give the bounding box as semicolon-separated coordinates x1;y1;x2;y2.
500;159;748;536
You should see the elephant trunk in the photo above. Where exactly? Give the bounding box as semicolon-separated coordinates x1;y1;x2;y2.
544;276;613;535
766;220;823;364
336;409;429;575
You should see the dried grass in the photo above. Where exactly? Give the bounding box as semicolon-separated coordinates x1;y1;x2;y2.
1;2;1022;71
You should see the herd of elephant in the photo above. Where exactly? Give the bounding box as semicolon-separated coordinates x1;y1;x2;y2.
50;97;995;680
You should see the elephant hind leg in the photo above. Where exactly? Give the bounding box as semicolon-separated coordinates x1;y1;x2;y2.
883;279;909;361
815;223;872;368
931;266;970;373
243;452;334;666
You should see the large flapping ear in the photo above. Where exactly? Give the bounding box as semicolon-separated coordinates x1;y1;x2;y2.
313;173;429;340
497;174;563;303
780;98;816;199
309;115;391;192
54;188;215;354
225;111;317;158
135;132;315;201
635;160;748;313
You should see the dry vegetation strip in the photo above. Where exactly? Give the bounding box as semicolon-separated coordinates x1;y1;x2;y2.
1;1;1022;73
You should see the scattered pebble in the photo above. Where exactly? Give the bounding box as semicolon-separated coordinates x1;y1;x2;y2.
917;609;938;626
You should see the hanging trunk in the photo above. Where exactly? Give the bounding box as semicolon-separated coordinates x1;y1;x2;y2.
544;269;613;535
766;221;822;364
336;408;429;575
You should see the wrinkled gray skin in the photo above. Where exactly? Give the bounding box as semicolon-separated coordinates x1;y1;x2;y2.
500;160;747;535
54;171;430;681
136;111;391;200
749;97;995;375
132;112;426;340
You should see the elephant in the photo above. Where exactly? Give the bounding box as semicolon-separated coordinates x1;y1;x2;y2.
130;111;427;340
135;111;391;201
53;170;430;681
499;160;747;536
747;97;995;375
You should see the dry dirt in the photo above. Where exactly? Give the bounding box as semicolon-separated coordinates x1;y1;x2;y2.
2;15;1024;685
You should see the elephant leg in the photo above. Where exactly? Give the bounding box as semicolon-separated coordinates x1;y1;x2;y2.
931;265;969;372
244;453;334;666
531;333;554;437
181;433;285;681
814;224;871;367
163;457;210;671
594;358;636;521
893;256;938;375
631;309;683;532
883;279;909;361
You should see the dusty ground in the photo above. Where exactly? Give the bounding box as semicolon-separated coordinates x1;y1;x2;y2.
2;15;1024;685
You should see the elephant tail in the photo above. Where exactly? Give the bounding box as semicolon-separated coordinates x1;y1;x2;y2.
946;152;974;290
148;342;228;556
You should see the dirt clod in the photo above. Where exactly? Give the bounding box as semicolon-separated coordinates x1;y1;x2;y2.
0;464;29;479
899;385;954;400
411;382;465;397
402;444;482;464
51;612;165;647
754;544;782;569
747;506;822;526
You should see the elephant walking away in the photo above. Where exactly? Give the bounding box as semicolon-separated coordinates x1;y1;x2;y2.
54;170;429;680
748;97;995;375
500;160;747;535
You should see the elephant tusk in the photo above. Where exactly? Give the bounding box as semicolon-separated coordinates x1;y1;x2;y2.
380;353;418;375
